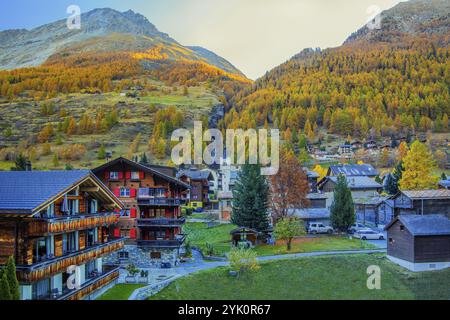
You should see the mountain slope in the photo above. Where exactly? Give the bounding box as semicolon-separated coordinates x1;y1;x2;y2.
226;0;449;140
0;8;244;76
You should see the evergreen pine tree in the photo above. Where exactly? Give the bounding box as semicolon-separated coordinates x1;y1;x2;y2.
97;145;106;160
11;154;28;171
441;173;447;180
140;153;149;165
5;257;19;300
330;174;355;232
0;270;12;300
232;164;270;232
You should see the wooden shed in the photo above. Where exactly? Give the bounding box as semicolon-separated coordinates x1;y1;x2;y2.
385;214;450;272
230;227;260;247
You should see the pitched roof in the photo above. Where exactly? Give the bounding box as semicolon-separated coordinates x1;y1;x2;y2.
328;164;379;177
93;157;190;189
401;189;450;200
0;170;90;214
353;196;389;205
288;208;330;220
304;168;319;178
385;214;450;236
177;169;213;181
327;176;382;190
438;180;450;189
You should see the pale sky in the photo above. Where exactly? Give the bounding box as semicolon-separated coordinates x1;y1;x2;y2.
0;0;406;79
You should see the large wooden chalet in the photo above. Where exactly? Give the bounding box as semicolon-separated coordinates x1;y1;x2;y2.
93;157;190;267
0;170;124;300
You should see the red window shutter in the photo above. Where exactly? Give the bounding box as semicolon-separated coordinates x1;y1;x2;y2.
164;191;169;198
118;172;123;179
104;171;110;180
139;171;145;179
130;208;137;218
113;228;120;238
125;171;131;179
130;228;137;239
130;189;136;198
165;229;170;238
114;188;120;197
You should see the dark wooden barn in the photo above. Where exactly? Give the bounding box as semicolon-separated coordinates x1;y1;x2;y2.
385;214;450;272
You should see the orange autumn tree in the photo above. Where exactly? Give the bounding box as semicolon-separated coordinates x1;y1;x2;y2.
269;148;310;224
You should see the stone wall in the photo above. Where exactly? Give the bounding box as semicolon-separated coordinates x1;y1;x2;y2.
103;245;181;268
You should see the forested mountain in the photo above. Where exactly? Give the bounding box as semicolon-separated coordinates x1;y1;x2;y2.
225;0;449;140
0;8;249;101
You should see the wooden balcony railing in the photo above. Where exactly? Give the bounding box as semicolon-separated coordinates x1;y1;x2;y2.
136;234;186;248
16;238;124;283
137;217;186;227
27;212;119;236
137;197;182;206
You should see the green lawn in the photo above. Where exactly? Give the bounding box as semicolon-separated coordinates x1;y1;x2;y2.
97;284;145;300
253;236;377;256
184;222;237;256
150;254;450;300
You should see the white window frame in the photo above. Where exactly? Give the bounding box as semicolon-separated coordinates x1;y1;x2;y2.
110;172;119;180
131;172;140;180
120;188;130;198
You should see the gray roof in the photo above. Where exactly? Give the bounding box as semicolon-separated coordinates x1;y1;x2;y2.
402;189;450;200
307;193;328;200
329;164;379;177
353;196;389;205
387;214;450;236
328;176;382;190
438;180;450;189
288;208;330;220
0;170;91;214
304;168;320;178
178;169;212;181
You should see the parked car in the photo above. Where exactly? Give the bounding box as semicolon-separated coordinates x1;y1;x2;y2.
353;230;385;240
308;223;334;234
348;223;370;234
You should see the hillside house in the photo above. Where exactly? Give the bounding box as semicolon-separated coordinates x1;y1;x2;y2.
326;164;379;178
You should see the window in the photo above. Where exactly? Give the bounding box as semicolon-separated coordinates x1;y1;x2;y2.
120;209;130;217
400;225;405;231
68;199;79;216
118;251;129;259
131;172;140;180
89;199;98;214
389;238;394;244
44;204;55;218
120;188;130;197
151;252;162;259
110;172;119;180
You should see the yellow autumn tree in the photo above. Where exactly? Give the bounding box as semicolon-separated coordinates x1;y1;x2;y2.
399;141;439;190
312;164;327;181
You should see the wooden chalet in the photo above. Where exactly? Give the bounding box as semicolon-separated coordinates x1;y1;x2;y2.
385;214;450;272
93;157;190;266
390;190;450;217
230;227;260;247
177;168;214;210
0;170;124;300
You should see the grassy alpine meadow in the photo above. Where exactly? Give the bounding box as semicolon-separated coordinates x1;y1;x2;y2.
149;254;450;300
97;284;146;300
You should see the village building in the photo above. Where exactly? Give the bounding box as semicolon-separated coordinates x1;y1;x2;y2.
326;164;379;178
0;170;124;300
304;168;320;193
289;193;331;226
93;157;190;267
385;214;450;272
390;190;450;217
318;176;382;208
354;196;393;228
438;179;450;190
177;168;214;212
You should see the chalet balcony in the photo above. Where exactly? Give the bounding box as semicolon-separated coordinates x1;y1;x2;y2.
27;212;119;236
136;234;186;248
137;217;186;227
137;197;182;206
16;238;125;283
